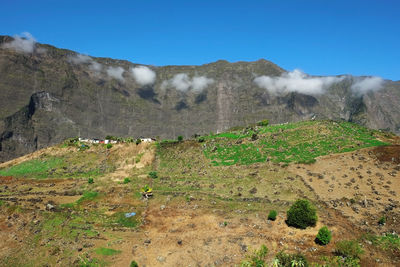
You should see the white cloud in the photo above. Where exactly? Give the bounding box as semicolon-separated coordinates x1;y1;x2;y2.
89;61;103;72
191;76;214;91
107;66;125;82
68;53;104;74
131;66;156;86
171;73;191;91
68;54;92;64
254;69;344;95
2;32;38;53
163;73;214;92
351;76;384;94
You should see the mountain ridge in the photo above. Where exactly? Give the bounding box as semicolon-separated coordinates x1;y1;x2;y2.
1;35;399;162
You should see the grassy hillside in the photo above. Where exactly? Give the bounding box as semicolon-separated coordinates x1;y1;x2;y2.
202;120;388;166
0;120;398;266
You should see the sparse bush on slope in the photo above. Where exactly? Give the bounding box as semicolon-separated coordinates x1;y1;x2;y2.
286;199;317;229
315;226;332;245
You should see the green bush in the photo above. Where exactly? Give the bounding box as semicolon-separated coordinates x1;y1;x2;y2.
286;199;317;229
130;261;139;267
240;244;268;267
315;226;332;245
123;177;131;184
198;136;205;143
257;119;269;127
335;240;364;259
136;138;142;145
268;210;277;221
274;251;309;267
177;135;183;142
148;171;158;179
88;178;94;184
378;216;386;225
106;143;112;149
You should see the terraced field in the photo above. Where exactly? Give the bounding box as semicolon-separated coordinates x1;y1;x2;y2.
0;120;399;266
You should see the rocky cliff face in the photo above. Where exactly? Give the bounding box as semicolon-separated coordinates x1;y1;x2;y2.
0;35;399;162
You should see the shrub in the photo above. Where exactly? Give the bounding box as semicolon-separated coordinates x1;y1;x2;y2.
177;135;183;142
135;138;142;145
106;143;113;149
378;216;386;225
315;226;332;245
198;136;205;143
130;261;139;267
148;171;158;179
257;119;269;127
335;240;364;259
268;210;277;221
240;244;268;267
286;199;317;229
88;178;94;184
123;177;131;184
274;251;309;267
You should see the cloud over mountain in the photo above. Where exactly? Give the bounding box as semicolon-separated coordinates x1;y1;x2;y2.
254;69;344;95
131;66;156;86
162;73;214;92
2;32;39;53
351;76;384;94
106;66;125;82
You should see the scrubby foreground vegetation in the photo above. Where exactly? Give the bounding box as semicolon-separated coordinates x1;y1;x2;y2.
0;120;399;266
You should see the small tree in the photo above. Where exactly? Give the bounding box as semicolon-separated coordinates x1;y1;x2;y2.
257;119;269;127
286;199;317;229
315;226;332;245
268;210;278;221
177;135;183;142
106;143;113;149
130;260;139;267
148;171;158;179
135;138;142;145
88;178;94;184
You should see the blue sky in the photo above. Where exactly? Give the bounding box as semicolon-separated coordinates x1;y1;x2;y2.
1;0;399;80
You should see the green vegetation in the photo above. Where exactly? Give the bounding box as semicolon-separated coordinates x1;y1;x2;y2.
257;119;269;127
240;244;268;267
335;240;364;259
177;135;184;142
286;199;317;229
315;226;332;245
94;247;121;256
364;233;400;252
106;143;112;149
378;216;386;225
273;251;309;267
113;212;140;228
268;210;277;221
203;120;388;166
123;177;131;184
0;147;115;179
0;158;63;178
88;177;94;184
130;261;139;267
76;191;99;205
148;171;158;179
136;138;142;145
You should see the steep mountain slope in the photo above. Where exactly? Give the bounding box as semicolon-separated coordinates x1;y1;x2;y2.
1;35;399;162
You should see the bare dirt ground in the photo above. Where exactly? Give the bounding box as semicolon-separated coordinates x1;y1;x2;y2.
289;146;400;229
